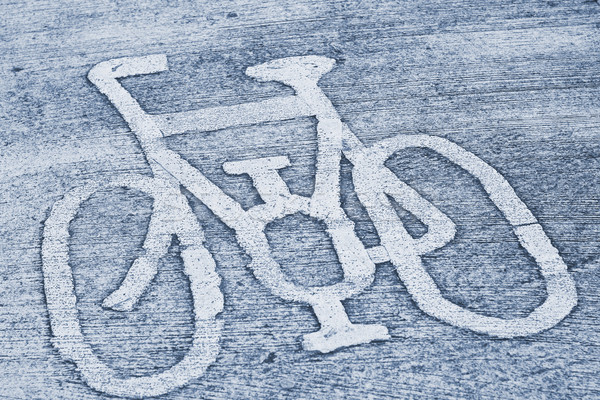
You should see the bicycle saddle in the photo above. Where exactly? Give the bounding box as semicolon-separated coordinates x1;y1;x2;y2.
245;55;335;85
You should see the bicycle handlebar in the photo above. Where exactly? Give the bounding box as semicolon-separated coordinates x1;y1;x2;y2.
88;54;168;81
87;54;341;137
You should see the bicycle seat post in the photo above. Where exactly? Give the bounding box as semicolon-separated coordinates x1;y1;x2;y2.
241;56;391;353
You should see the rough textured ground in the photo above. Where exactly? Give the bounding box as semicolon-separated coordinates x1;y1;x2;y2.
1;0;600;398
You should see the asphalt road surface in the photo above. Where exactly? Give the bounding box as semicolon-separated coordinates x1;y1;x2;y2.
1;0;600;399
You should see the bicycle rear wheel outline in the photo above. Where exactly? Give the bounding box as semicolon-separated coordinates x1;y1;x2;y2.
351;134;577;337
42;174;223;398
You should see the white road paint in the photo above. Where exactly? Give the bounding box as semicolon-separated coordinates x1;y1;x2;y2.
351;133;577;337
42;175;223;398
41;54;578;397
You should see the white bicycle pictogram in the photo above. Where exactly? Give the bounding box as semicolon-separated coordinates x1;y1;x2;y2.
41;54;578;398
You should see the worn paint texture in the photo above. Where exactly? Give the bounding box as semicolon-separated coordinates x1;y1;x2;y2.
1;0;600;399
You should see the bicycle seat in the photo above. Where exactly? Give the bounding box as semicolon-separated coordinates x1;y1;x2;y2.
245;55;335;86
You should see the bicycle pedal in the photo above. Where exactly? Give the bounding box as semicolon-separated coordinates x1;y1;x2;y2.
302;323;390;354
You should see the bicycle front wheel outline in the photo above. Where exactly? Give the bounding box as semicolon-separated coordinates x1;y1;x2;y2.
41;174;223;398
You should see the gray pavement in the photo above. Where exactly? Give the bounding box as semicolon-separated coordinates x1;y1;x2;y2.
1;1;600;399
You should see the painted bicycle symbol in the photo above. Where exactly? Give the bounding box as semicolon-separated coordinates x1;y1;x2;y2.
41;54;577;398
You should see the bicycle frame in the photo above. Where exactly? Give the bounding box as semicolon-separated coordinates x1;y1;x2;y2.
89;53;465;344
89;53;576;334
41;53;578;398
